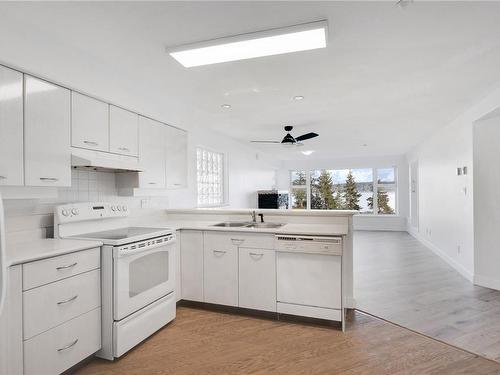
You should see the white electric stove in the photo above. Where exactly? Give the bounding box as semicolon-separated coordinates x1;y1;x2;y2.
54;202;176;360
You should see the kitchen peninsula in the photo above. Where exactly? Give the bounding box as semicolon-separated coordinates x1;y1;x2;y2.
131;208;357;326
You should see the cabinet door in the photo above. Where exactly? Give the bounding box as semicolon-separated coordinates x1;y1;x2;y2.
0;66;23;186
180;230;203;302
203;232;238;306
239;247;276;312
165;126;187;189
24;76;71;187
71;92;109;152
138;116;166;188
109;105;138;157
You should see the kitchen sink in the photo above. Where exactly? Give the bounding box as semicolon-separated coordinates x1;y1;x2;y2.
248;222;284;229
212;221;253;227
211;221;285;229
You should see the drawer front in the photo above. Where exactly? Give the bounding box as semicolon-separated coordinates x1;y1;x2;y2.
206;231;274;250
23;247;100;290
24;308;101;375
23;269;101;340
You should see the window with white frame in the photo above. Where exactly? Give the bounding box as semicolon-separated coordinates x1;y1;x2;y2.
197;147;225;206
290;167;397;214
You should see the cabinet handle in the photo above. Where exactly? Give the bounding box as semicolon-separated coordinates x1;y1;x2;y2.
56;262;78;270
173;183;182;186
249;252;264;258
57;338;79;352
83;140;98;146
40;177;59;182
213;250;226;256
231;238;244;245
57;295;78;305
118;147;130;152
148;182;157;185
0;176;6;180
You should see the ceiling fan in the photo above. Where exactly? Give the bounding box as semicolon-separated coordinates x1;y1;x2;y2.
251;126;319;146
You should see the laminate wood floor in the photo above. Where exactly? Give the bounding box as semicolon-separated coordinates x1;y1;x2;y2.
76;307;500;375
355;231;500;362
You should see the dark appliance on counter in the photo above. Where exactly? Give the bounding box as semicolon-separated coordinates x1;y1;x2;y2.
257;190;289;209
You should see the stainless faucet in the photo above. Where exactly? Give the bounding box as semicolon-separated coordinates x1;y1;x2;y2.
251;210;257;223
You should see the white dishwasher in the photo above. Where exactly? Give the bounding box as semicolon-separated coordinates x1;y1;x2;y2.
275;235;343;323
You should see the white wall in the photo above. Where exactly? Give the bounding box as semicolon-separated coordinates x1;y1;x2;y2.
163;124;279;209
407;85;500;283
277;154;409;231
473;113;500;289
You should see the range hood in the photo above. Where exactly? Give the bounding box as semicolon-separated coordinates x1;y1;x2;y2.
71;148;143;173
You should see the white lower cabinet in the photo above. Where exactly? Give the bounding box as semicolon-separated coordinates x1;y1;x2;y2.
238;247;276;312
203;232;238;306
11;246;102;375
23;308;101;375
23;269;101;340
180;230;204;302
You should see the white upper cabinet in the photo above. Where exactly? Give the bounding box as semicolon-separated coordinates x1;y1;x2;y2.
109;105;138;157
165;126;187;189
71;92;109;152
24;76;71;187
138;116;166;188
0;66;23;186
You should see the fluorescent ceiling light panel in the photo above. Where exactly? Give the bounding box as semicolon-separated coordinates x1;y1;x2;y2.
169;20;327;68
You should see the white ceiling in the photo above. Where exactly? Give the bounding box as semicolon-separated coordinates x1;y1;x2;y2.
1;1;500;160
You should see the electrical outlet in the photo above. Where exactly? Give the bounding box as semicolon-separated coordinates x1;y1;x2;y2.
457;245;461;255
141;198;151;208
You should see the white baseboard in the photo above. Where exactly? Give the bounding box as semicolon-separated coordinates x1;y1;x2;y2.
407;229;474;283
474;274;500;291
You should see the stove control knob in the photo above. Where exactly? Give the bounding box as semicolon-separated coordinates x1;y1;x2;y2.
111;206;117;211
62;209;70;217
122;206;127;212
117;206;122;211
71;208;79;216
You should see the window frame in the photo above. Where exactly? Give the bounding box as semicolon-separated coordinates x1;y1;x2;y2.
289;166;398;215
196;146;228;208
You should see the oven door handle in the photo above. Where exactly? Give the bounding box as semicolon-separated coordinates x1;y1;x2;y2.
113;242;175;258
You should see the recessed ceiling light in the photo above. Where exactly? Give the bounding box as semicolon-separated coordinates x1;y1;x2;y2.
293;95;304;101
301;150;314;156
221;104;231;109
168;20;327;68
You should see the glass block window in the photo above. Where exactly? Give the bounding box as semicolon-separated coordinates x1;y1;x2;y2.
197;147;225;206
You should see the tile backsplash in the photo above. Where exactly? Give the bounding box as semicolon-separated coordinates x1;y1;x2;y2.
59;169;118;202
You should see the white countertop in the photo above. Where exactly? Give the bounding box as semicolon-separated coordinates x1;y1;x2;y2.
6;238;103;266
165;208;358;217
130;217;348;236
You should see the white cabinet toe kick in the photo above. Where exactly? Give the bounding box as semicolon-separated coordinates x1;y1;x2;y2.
180;230;347;329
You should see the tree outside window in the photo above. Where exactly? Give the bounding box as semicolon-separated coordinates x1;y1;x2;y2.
290;167;396;215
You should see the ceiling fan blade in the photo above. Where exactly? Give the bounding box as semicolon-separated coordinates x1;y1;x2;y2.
250;140;281;143
295;132;318;141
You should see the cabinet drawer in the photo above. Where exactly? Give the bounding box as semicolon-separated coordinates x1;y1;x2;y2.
23;247;100;290
23;269;101;340
239;248;276;312
207;231;274;250
24;308;101;375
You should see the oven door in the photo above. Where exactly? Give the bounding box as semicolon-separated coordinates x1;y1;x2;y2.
113;242;175;321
